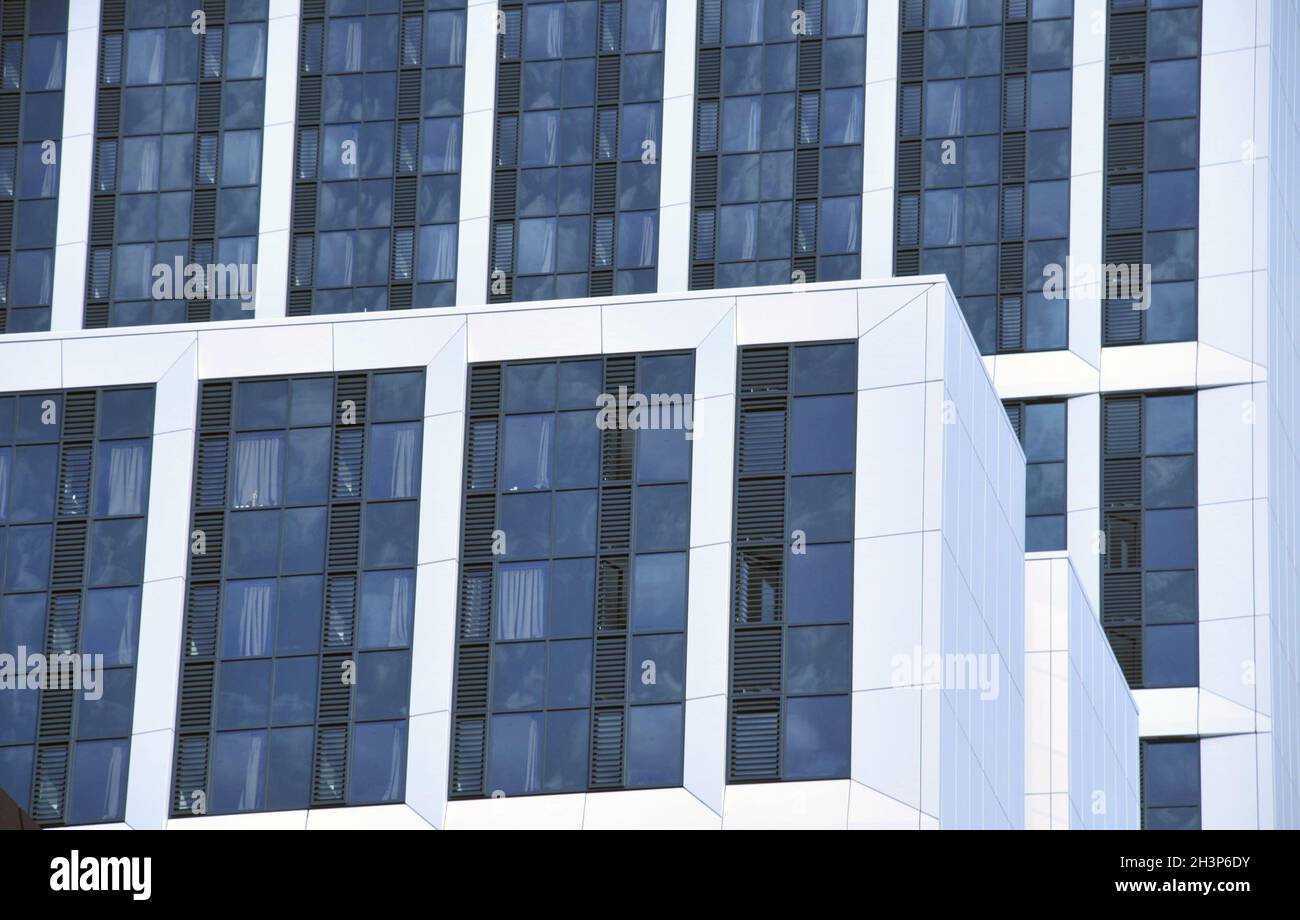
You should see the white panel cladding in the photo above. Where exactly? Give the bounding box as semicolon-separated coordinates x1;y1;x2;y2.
0;278;1097;829
656;0;697;293
51;0;101;331
253;3;301;320
860;0;898;280
1023;555;1139;830
454;0;500;306
1268;0;1300;830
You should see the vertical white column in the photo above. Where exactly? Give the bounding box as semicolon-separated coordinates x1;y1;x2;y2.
860;0;898;280
125;341;199;829
1066;393;1101;617
50;0;101;331
1067;0;1106;367
455;0;499;306
681;305;736;818
254;0;301;320
656;0;696;294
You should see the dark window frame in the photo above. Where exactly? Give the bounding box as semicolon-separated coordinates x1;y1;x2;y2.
895;0;1074;355
690;0;868;290
1102;0;1201;345
0;382;156;827
728;340;856;784
1004;397;1068;552
0;0;70;335
1101;388;1198;690
288;0;468;316
170;369;426;818
85;0;270;329
487;0;666;303
449;350;695;798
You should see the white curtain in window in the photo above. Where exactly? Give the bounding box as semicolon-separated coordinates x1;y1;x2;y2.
237;733;266;811
497;564;546;640
539;7;563;56
386;426;419;498
233;434;282;508
530;417;551;489
830;98;862;145
103;442;147;516
422;225;456;282
522;717;541;792
737;206;758;260
115;590;140;665
626;213;655;268
337;20;363;71
134;140;161;193
379;725;404;801
100;742;127;820
233;582;274;657
379;573;413;646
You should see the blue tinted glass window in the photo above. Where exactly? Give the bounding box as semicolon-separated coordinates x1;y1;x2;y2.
454;354;692;797
0;383;154;824
171;373;422;816
731;342;855;783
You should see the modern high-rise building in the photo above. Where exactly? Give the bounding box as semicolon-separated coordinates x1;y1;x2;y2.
0;0;1293;830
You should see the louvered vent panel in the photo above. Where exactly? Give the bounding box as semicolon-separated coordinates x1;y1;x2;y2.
599;409;634;478
697;47;721;97
469;365;502;414
598;486;632;550
326;504;361;568
1103;398;1142;455
178;661;215;730
318;654;353;721
462;494;497;558
1103;457;1142;507
312;725;348;805
738;401;786;474
31;746;69;823
451;717;486;796
189;512;224;577
998;296;1024;352
332;428;364;500
37;687;73;745
171;735;209;816
736;478;785;543
60;391;95;438
593;635;627;702
466;419;499;490
729;698;780;781
597;557;629;630
196;435;229;507
1104;298;1143;345
1107;123;1144;173
735;548;782;623
184;583;220;658
324;576;357;648
1004;403;1024;442
739;347;789;393
899;32;923;80
51;522;88;586
589;708;625;788
731;626;782;693
58;445;92;516
1104;623;1142;687
1108;12;1147;60
459;567;492;640
454;645;489;710
199;382;232;430
1102;572;1142;627
1104;511;1141;569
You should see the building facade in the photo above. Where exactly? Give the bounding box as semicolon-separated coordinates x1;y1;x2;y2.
0;0;1294;828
